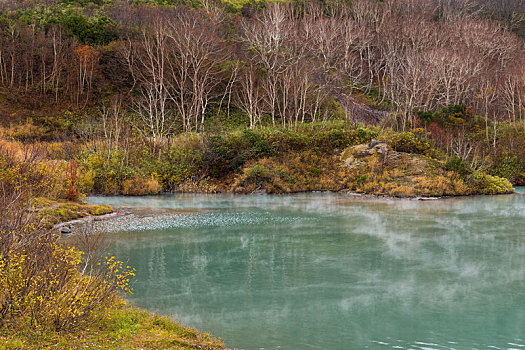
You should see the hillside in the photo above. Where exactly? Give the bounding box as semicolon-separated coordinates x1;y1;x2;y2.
0;0;524;194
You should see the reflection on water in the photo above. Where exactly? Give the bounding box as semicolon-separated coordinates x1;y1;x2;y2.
89;191;525;350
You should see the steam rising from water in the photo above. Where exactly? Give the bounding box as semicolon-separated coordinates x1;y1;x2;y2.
89;192;525;350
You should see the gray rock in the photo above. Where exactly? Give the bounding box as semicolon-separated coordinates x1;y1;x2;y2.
369;139;381;148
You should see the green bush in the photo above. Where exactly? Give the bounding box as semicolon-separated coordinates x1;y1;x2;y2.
490;155;525;181
435;104;468;127
19;6;118;45
201;123;379;178
472;172;514;195
384;130;431;154
244;163;272;181
445;155;472;177
77;150;132;194
416;110;435;125
160;147;205;190
203;129;276;178
204;107;251;132
53;11;118;45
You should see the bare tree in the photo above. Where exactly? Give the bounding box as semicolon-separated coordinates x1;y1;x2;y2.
235;64;263;129
241;3;294;127
125;17;173;154
165;8;228;132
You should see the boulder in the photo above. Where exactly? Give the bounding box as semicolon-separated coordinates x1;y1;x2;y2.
341;141;389;170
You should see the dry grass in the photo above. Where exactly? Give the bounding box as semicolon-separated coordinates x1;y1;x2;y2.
232;151;353;194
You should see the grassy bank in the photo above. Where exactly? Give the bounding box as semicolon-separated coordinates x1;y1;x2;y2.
68;121;514;197
0;146;225;350
33;197;113;228
0;300;225;350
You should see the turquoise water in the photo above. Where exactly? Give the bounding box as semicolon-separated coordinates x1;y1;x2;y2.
89;190;525;350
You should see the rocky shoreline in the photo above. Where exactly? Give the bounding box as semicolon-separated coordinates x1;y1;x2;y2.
54;207;208;235
53;209;130;234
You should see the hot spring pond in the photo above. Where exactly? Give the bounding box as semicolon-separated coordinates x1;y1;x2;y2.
88;190;525;350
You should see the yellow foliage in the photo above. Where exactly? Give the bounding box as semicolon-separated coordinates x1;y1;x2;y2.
0;147;131;333
122;175;162;196
0;243;135;332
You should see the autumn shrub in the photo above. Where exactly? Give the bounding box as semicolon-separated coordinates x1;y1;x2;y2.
0;146;63;201
388;185;416;197
78;168;96;193
3;119;48;141
412;174;470;197
0;139;81;162
65;161;81;201
0;141;92;202
77;150;131;194
122;175;162;195
44;141;84;160
361;181;382;193
515;174;525;186
0;234;135;332
0;148;135;333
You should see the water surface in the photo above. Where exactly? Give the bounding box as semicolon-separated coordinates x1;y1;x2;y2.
89;191;525;350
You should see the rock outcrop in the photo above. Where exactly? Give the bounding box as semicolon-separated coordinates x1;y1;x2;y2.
340;141;513;197
341;139;389;170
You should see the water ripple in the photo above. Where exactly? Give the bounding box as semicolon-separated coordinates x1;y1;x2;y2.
93;211;313;233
